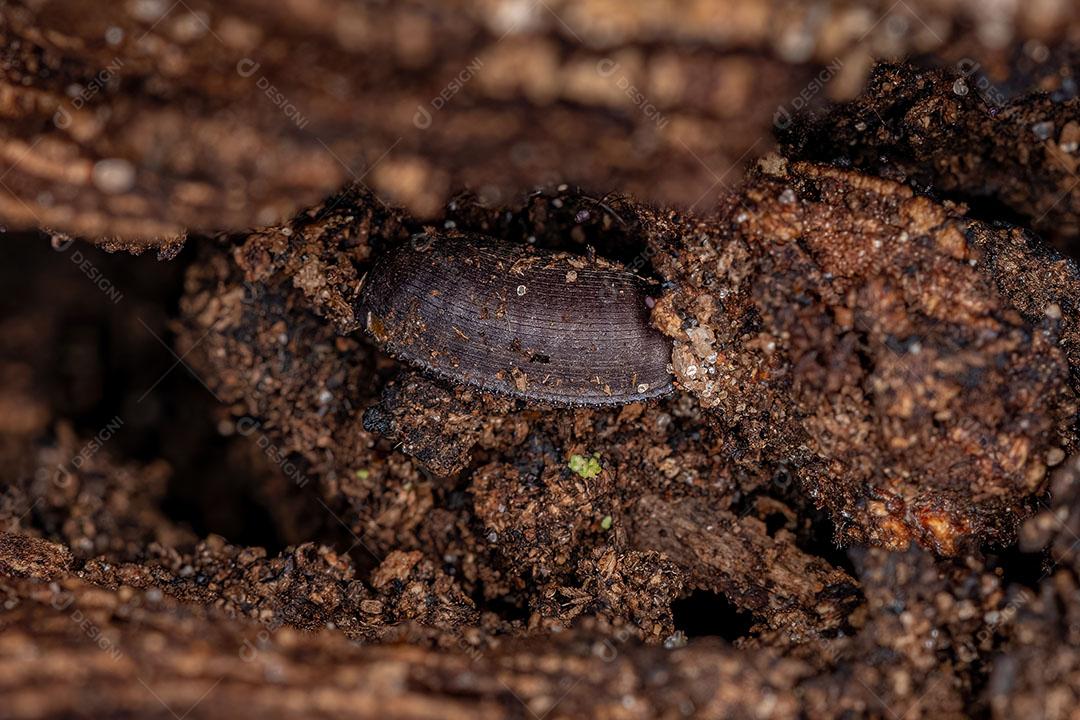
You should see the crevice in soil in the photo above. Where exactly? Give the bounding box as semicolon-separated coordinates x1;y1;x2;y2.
672;589;756;641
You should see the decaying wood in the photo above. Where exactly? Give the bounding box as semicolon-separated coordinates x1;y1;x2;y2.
4;1;1080;245
1;536;813;720
628;495;860;639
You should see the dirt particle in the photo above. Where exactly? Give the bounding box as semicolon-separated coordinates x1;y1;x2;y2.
91;159;136;194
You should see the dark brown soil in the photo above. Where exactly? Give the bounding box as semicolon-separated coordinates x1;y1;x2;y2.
5;4;1080;719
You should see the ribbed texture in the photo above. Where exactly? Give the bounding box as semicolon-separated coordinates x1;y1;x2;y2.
359;234;674;406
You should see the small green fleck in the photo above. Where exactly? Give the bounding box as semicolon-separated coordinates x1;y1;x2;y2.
355;469;370;480
600;515;613;530
568;453;602;479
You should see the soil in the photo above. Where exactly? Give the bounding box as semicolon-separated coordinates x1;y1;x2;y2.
5;3;1080;719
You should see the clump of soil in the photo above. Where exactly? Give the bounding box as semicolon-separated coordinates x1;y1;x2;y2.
780;63;1080;250
6;135;1076;715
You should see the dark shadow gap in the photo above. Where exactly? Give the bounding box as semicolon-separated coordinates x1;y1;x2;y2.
672;590;756;641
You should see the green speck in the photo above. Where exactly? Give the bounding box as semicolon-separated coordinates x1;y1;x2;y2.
355;469;370;480
600;515;613;530
568;453;602;479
